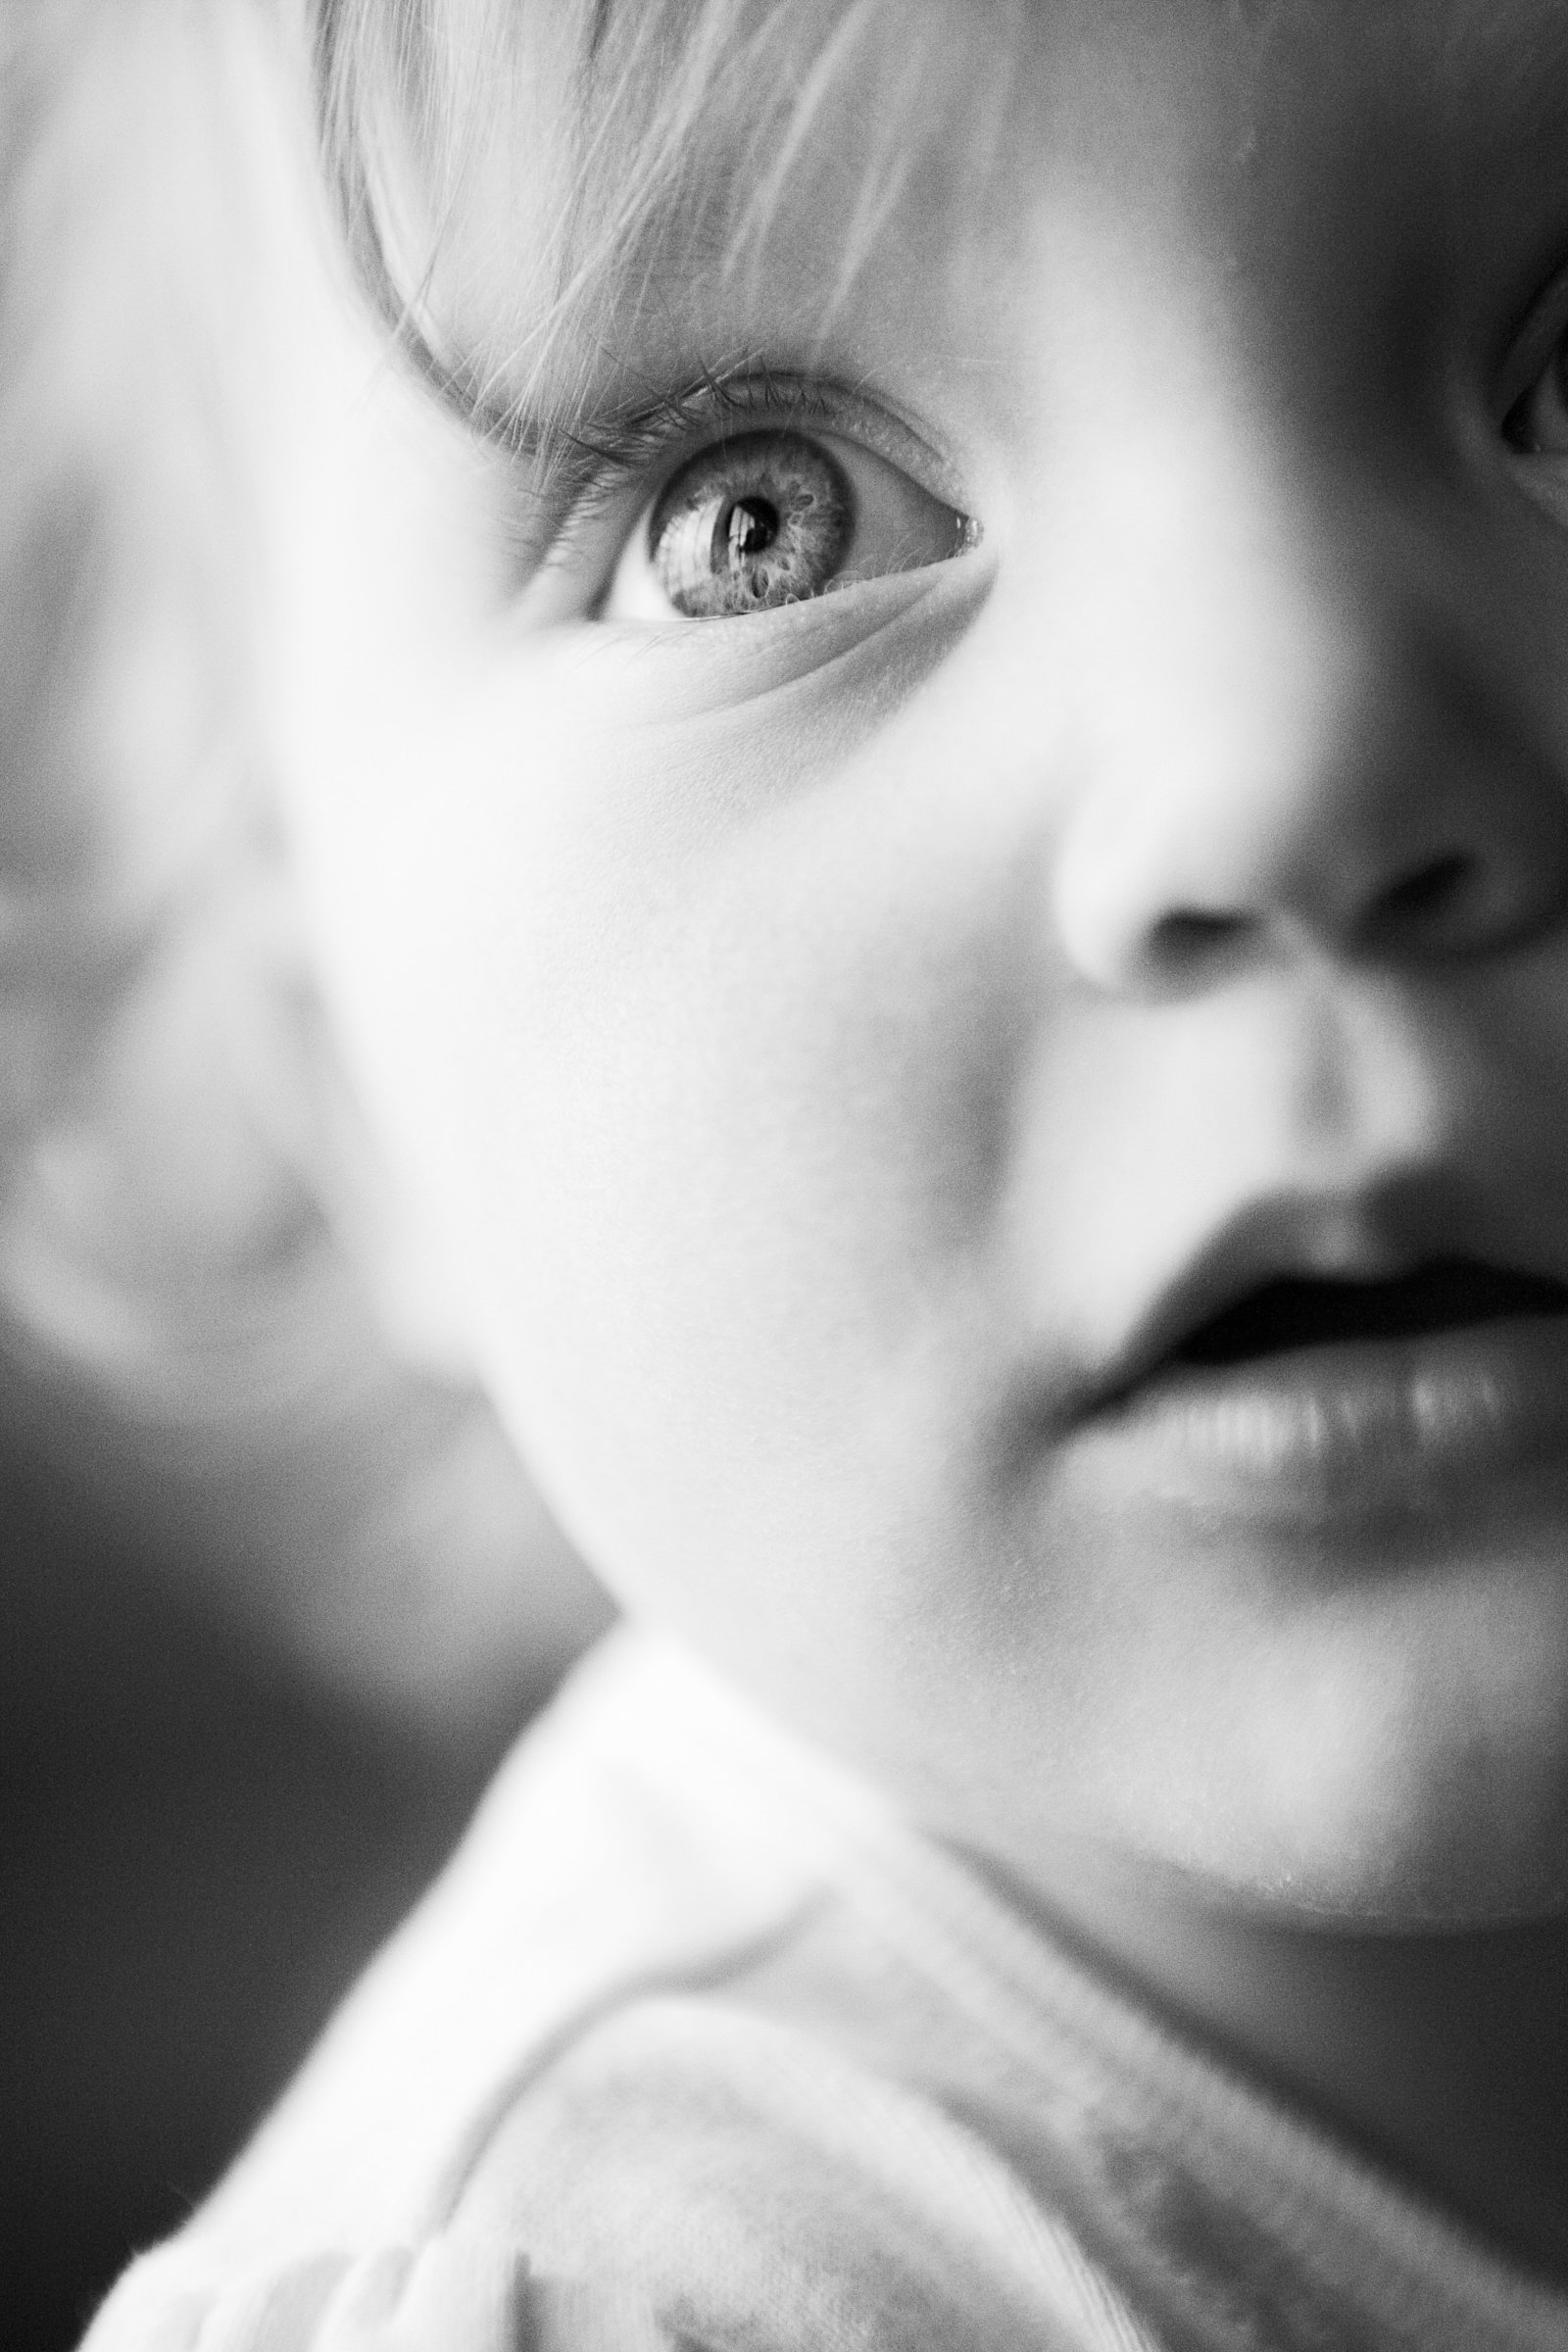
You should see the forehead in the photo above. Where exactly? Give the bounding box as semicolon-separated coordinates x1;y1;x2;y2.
391;0;1568;435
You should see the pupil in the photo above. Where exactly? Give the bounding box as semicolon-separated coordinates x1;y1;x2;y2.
722;496;779;568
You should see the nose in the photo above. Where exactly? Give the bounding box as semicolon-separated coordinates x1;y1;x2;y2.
1049;469;1568;996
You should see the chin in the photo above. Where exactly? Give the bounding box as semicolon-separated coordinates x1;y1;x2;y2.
916;1641;1568;1942
1145;1728;1568;1934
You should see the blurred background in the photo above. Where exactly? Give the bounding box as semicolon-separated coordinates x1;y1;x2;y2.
0;4;612;2342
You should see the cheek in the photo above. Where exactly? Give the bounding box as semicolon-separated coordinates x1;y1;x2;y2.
364;654;1043;1623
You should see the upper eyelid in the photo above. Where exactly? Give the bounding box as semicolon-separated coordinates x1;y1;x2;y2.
526;368;965;546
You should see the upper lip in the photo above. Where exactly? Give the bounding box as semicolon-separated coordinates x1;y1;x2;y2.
1088;1191;1568;1413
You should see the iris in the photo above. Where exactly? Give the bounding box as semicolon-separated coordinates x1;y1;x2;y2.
649;431;854;616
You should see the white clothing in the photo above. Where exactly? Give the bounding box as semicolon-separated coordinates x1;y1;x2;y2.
81;1630;1568;2352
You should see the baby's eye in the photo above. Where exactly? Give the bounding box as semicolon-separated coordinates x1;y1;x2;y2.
603;427;973;621
1505;331;1568;456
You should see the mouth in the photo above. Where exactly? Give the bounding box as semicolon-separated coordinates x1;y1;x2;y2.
1167;1259;1568;1371
1086;1250;1568;1516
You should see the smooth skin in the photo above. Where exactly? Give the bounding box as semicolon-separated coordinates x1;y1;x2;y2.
273;0;1568;2277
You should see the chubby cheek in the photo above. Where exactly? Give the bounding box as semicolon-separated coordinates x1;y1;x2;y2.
383;627;1053;1682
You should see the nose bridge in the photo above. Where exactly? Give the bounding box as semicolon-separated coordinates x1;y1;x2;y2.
1046;419;1568;991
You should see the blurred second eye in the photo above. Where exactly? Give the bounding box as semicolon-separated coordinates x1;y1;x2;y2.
1506;331;1568;456
604;428;975;621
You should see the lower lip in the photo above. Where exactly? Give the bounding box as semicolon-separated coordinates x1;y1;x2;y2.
1082;1315;1568;1524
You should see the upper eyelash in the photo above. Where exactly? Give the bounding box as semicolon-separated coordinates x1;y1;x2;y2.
543;367;846;526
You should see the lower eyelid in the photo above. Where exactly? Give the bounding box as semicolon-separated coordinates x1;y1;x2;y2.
542;550;995;728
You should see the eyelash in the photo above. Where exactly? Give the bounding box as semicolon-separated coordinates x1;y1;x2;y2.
554;370;847;523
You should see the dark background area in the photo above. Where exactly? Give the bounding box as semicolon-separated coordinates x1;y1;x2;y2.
0;1408;574;2352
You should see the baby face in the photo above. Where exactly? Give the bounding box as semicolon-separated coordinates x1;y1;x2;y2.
278;0;1568;1924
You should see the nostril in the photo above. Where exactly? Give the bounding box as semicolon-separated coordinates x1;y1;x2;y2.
1378;852;1472;924
1149;908;1253;969
1369;851;1495;954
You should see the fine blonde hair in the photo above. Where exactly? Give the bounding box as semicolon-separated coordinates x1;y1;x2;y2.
310;0;1011;478
0;0;605;1738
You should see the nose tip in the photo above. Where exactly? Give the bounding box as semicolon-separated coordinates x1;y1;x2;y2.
1050;603;1568;998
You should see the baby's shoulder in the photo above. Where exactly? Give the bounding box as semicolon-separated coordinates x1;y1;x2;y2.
75;2234;675;2352
80;1992;1111;2352
441;1986;1105;2351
